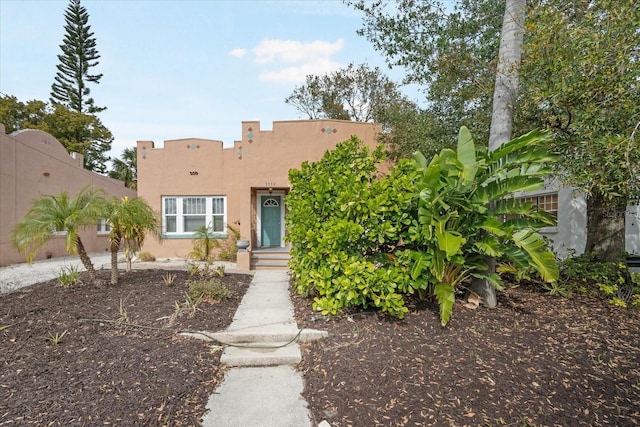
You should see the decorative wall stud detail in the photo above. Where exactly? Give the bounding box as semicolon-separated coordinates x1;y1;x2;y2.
187;143;200;150
141;146;148;159
189;171;199;175
321;127;338;134
246;127;254;143
237;146;243;160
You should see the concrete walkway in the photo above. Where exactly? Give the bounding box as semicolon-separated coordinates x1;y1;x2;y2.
199;270;327;427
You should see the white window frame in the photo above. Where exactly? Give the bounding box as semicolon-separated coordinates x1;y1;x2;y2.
97;219;111;235
519;192;559;220
161;196;227;237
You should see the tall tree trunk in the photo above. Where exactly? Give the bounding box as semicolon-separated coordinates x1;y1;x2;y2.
471;0;526;307
585;190;627;262
488;0;526;151
76;236;103;286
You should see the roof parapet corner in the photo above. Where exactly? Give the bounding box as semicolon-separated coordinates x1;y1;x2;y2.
70;152;84;168
138;140;156;149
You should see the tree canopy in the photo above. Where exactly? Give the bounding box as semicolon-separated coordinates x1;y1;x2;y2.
350;0;505;143
50;0;104;114
0;95;113;173
108;147;137;189
285;62;410;123
348;0;640;261
517;0;640;260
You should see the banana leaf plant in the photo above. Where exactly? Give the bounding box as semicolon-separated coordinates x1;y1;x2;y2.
407;126;559;325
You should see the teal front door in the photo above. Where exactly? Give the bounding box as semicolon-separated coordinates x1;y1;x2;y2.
261;195;281;247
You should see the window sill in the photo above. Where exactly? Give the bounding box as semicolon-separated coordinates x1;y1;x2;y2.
161;233;228;239
538;226;558;234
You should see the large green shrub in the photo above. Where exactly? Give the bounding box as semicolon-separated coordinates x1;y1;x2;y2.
287;136;415;317
287;128;559;325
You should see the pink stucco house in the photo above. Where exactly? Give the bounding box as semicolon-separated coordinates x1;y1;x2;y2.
136;119;381;269
0;124;136;267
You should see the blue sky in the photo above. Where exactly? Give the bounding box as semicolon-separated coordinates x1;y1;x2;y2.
0;0;420;161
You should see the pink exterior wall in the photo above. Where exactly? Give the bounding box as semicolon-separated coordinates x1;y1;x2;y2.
137;119;381;259
0;125;136;266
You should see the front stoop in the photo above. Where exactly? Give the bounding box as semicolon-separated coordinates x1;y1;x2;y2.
250;248;290;270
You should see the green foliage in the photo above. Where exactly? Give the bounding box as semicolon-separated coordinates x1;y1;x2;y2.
108;147;137;189
137;252;156;262
518;0;640;261
559;253;639;306
351;0;504;144
287;128;558;325
349;0;639;262
104;196;160;282
0;95;113;172
541;280;572;298
162;273;176;287
190;224;240;262
50;0;104;114
285;62;408;122
10;187;106;287
186;262;201;277
287;136;415;318
187;278;232;303
214;265;226;277
57;265;81;287
190;225;216;261
407;127;558;324
213;225;240;262
45;330;68;346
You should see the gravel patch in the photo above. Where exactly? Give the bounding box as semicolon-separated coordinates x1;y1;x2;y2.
0;253;240;293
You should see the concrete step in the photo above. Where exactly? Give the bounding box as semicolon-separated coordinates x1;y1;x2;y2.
250;251;291;270
221;341;301;366
180;328;328;344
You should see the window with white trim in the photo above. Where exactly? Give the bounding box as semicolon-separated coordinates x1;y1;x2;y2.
162;196;227;235
520;193;558;219
97;219;111;234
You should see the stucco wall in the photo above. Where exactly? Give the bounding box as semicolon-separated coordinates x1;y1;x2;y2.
0;125;136;266
535;186;639;257
136;119;381;259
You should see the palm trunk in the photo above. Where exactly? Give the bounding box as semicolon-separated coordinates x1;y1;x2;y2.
110;242;119;285
76;236;103;286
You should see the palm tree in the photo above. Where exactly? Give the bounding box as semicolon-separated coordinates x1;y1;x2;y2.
104;196;160;284
10;187;107;285
108;147;137;189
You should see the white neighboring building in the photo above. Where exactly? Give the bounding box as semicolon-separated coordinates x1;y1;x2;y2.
520;183;640;258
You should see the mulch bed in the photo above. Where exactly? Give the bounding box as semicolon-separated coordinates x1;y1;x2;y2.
0;269;252;426
2;269;640;426
292;282;640;427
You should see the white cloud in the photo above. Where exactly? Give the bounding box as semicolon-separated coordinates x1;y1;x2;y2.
253;38;344;64
259;58;342;83
228;48;247;58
